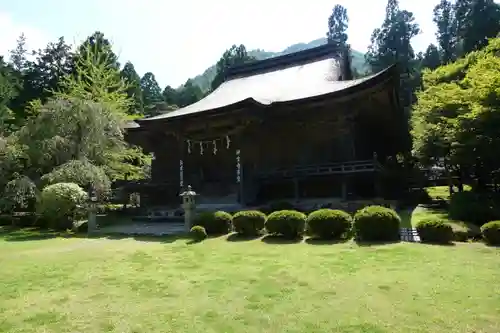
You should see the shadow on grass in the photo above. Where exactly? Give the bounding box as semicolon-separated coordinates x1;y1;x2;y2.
0;226;60;242
186;239;204;245
0;226;189;244
305;237;350;245
226;233;261;242
83;233;189;244
418;240;456;247
261;234;303;244
354;239;402;247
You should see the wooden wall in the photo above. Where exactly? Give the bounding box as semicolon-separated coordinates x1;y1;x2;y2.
137;84;399;195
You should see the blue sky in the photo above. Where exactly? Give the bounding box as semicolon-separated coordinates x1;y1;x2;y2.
1;0;439;87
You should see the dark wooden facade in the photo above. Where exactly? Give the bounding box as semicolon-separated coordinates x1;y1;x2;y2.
125;45;403;207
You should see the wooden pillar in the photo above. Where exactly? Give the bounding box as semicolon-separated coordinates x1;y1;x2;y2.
341;177;348;201
178;136;185;192
179;159;184;190
236;149;244;204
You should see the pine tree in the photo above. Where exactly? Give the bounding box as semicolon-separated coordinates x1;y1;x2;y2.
433;0;457;63
120;62;144;114
9;33;28;72
140;72;163;114
327;5;349;47
421;44;441;70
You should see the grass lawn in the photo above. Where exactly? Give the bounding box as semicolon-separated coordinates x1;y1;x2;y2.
1;227;499;333
411;205;481;239
425;185;471;201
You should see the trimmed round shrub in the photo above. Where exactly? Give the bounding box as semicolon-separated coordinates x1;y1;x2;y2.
480;221;500;245
37;182;88;230
416;219;454;244
232;210;266;236
306;209;352;240
353;205;401;242
190;225;207;242
449;191;500;225
193;211;232;235
265;210;306;238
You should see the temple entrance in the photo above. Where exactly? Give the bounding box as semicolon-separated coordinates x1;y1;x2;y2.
183;146;238;204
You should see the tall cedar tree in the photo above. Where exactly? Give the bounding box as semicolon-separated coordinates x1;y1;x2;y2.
120;61;144;114
140;72;163;115
327;5;349;47
365;0;420;153
421;44;441;70
327;4;353;80
433;0;458;64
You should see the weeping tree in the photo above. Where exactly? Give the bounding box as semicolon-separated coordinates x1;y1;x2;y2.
40;159;111;200
18;40;152;181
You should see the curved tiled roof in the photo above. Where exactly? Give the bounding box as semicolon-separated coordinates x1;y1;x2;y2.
140;44;396;122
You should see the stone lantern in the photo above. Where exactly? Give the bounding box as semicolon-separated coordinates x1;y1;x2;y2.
180;185;197;232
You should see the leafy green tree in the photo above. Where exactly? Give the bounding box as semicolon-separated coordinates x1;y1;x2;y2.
162;85;178;106
433;0;458;63
21;40;150;180
140;72;163;114
327;5;349;47
366;0;420;73
18;98;125;172
57;40;130;115
9;33;28;73
76;31;119;70
211;44;256;91
40;159;111;199
365;0;420;153
454;0;500;55
421;44;441;70
412;38;500;189
11;37;74;120
120;61;143;114
0;57;18;134
177;79;202;107
327;4;353;80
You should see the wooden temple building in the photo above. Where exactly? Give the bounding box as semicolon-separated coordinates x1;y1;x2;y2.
125;43;404;209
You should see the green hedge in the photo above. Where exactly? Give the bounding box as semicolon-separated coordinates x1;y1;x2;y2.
449;192;500;225
265;210;306;239
193;211;232;235
480;221;500;245
416;219;454;244
353;205;401;242
306;209;352;240
232;210;266;236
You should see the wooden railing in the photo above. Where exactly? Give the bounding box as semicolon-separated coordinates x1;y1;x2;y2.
256;159;381;180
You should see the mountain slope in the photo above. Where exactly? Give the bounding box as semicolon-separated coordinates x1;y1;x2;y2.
189;38;369;92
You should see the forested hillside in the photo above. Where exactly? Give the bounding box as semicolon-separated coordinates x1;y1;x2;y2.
189;38;368;93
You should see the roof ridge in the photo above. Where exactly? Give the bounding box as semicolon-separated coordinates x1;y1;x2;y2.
225;43;342;80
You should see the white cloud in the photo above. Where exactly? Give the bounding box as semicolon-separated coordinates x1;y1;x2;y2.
0;11;50;60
